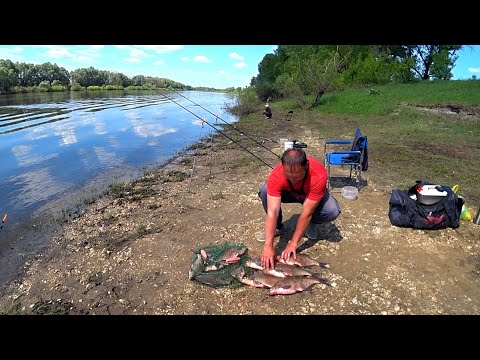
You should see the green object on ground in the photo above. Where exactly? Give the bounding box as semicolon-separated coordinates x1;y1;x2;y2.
189;242;253;288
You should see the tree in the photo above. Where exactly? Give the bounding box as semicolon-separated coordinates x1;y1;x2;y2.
405;45;462;80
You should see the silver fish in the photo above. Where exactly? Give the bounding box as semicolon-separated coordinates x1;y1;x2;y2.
245;258;289;278
189;253;205;280
204;263;227;272
277;253;330;269
245;258;264;270
274;263;315;277
268;276;322;296
252;272;281;288
230;266;265;288
219;246;247;264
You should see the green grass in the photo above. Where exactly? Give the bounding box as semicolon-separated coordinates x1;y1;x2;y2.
242;80;480;206
313;80;480;117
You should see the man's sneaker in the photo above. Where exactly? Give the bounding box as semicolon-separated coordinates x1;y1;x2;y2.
305;223;319;240
257;224;286;242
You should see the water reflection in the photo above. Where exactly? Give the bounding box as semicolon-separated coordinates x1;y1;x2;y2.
0;90;237;251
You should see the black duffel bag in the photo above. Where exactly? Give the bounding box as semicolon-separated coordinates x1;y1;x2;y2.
388;181;464;230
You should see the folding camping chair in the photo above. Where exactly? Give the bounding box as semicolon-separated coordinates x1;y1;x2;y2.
324;128;368;190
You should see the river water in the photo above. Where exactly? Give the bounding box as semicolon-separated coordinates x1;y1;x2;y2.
0;90;238;286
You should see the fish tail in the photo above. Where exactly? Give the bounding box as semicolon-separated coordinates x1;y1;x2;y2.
311;274;334;286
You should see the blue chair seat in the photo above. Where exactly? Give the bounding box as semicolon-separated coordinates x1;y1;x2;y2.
324;128;368;190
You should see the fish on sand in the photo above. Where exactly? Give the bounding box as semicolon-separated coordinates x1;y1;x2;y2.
268;276;322;296
252;272;282;288
189;253;205;280
245;258;286;278
229;266;266;288
277;253;330;269
219;246;248;264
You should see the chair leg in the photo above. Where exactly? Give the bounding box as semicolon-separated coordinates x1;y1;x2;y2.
327;161;331;190
354;166;360;185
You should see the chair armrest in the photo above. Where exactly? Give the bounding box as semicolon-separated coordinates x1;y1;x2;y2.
329;150;361;155
325;139;352;145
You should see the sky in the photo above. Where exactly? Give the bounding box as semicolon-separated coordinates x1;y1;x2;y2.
0;45;277;89
0;45;479;89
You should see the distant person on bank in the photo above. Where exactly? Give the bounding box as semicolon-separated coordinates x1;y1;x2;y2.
263;104;272;119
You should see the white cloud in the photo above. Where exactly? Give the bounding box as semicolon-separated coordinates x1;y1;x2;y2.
130;48;149;58
234;62;247;69
468;67;480;73
0;46;23;60
193;55;212;63
180;57;190;62
124;57;141;63
153;60;164;65
47;47;75;58
219;70;227;75
135;45;183;54
229;52;244;60
76;56;93;62
77;46;103;58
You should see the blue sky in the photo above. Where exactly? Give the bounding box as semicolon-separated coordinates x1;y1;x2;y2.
451;45;480;80
0;45;277;89
0;45;478;88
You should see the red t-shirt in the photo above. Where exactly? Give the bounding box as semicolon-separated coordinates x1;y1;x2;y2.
266;156;327;201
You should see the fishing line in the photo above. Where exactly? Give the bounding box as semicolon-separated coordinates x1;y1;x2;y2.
207;115;219;177
167;90;281;158
155;91;275;169
188;121;205;192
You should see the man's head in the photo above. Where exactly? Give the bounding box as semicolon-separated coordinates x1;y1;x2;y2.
281;148;308;183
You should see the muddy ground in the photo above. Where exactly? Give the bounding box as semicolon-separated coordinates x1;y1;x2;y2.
1;112;479;315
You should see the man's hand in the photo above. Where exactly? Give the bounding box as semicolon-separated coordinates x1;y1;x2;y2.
281;240;297;261
261;245;276;270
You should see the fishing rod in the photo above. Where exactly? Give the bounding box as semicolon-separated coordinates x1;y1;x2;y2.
173;90;281;153
156;91;275;169
166;90;281;159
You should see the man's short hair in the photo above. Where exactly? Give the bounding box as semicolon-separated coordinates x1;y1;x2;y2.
281;148;307;169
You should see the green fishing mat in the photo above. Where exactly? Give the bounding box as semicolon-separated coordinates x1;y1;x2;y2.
188;242;254;288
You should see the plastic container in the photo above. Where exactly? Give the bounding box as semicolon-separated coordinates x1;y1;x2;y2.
284;141;294;151
416;185;447;205
341;186;358;201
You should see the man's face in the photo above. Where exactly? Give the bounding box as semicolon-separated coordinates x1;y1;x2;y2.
283;164;306;184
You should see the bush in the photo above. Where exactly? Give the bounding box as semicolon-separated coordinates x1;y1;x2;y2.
224;86;261;116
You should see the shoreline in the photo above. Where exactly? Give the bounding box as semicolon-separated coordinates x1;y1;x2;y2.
0;134;215;291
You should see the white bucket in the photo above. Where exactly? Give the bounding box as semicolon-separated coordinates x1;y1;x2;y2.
284;141;294;150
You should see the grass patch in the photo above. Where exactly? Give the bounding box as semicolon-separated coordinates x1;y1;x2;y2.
210;192;225;200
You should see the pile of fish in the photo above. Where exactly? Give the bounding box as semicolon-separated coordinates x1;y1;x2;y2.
188;243;336;295
230;253;336;296
188;243;251;288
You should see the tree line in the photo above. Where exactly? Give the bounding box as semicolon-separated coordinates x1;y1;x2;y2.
250;45;464;108
0;59;196;94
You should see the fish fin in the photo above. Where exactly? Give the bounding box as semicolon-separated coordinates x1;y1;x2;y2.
311;274;333;286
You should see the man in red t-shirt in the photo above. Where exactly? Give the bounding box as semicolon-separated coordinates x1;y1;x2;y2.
257;148;341;269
